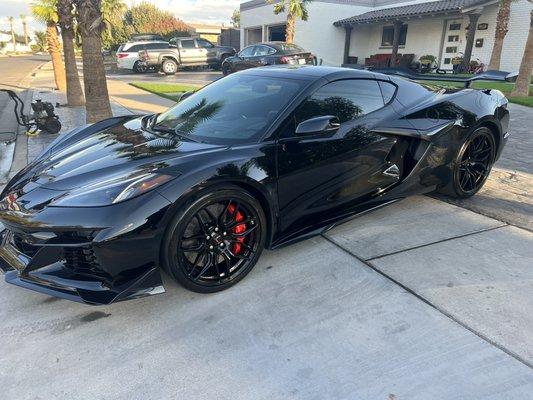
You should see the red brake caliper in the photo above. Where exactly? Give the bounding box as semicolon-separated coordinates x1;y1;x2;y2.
227;204;245;254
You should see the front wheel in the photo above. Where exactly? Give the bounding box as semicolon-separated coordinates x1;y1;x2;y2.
222;62;232;76
163;188;267;293
438;127;496;198
133;61;148;73
162;59;178;75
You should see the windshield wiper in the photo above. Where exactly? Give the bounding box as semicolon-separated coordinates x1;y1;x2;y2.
150;124;200;143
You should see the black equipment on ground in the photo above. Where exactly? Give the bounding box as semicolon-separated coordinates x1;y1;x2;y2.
0;89;61;135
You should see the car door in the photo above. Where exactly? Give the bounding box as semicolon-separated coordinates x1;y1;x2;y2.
179;39;202;64
234;46;256;71
276;79;402;233
196;38;216;63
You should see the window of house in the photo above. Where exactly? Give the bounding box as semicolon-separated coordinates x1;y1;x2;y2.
444;58;451;64
180;40;196;49
446;46;458;53
448;35;459;42
449;23;461;31
381;24;408;47
295;79;385;125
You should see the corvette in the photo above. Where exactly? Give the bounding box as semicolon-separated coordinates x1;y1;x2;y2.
0;66;511;305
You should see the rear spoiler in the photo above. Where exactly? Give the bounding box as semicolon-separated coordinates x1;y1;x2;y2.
369;67;518;88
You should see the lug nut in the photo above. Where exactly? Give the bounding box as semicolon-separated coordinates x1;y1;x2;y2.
215;227;219;232
209;245;214;250
223;232;227;236
219;243;224;248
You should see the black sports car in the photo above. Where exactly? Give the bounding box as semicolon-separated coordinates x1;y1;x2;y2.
221;42;316;76
0;66;511;305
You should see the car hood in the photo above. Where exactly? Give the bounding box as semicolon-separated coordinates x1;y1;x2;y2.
4;116;226;196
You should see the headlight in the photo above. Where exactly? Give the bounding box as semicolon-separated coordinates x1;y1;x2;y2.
51;171;176;207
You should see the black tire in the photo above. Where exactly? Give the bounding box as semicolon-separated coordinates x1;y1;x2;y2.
222;62;232;76
162;59;178;75
133;61;148;74
162;187;267;293
438;127;496;198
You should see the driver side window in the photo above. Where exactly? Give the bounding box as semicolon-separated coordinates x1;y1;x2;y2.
295;79;385;125
239;46;255;58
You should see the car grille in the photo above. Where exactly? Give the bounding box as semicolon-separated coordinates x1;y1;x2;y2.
13;234;41;258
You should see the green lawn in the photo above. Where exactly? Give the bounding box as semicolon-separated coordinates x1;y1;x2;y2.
130;82;203;101
419;79;533;107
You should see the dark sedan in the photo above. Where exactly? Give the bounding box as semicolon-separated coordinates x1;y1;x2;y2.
0;66;510;305
221;42;316;75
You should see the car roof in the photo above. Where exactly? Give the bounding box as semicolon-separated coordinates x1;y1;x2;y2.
122;41;168;49
239;65;387;82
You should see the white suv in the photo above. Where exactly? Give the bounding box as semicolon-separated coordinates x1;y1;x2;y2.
116;41;170;73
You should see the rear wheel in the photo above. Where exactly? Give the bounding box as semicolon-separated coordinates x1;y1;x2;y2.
162;59;178;75
438;127;496;198
133;61;148;73
163;188;266;293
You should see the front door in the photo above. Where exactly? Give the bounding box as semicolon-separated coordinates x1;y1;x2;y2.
276;79;402;234
440;19;466;71
179;38;203;64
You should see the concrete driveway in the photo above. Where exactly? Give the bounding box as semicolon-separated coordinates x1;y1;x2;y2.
1;194;532;399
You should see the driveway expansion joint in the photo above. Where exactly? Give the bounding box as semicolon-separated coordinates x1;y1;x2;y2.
321;233;533;370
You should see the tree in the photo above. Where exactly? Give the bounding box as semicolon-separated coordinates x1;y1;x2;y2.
33;30;47;52
30;0;67;91
511;10;533;97
124;2;190;40
57;0;85;106
20;15;29;46
231;9;240;28
268;0;312;44
488;0;513;70
101;0;128;50
8;17;16;52
75;0;112;123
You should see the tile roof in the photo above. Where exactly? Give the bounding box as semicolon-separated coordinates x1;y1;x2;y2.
334;0;493;26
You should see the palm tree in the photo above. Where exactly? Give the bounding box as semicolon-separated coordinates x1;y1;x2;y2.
57;0;85;106
488;0;514;70
268;0;312;44
31;0;67;91
75;0;112;123
20;15;29;46
8;17;16;52
511;10;533;97
34;31;47;52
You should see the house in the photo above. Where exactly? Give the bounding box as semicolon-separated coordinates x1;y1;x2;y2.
239;0;532;72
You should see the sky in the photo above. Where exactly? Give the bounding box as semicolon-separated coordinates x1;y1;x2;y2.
0;0;242;35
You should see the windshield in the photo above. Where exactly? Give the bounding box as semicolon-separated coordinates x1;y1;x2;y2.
155;74;305;144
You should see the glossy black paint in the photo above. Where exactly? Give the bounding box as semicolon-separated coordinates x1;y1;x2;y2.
222;42;315;75
0;66;509;304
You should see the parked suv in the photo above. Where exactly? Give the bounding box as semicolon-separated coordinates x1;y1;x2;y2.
116;41;170;73
138;37;236;75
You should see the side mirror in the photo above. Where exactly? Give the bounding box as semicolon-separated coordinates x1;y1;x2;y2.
179;91;195;102
295;115;340;136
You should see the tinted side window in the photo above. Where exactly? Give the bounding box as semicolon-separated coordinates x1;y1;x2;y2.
295;80;385;124
378;81;397;104
239;46;255;57
253;45;274;56
197;39;214;48
181;40;195;49
128;44;142;52
147;43;169;50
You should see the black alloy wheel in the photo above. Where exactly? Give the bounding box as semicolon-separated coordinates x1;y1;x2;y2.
133;61;148;74
441;127;495;198
163;188;266;293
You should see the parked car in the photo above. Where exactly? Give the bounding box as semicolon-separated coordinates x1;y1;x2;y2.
0;66;513;305
138;37;236;75
221;42;316;75
116;40;170;73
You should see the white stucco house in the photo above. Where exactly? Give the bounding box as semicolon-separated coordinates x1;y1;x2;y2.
239;0;532;72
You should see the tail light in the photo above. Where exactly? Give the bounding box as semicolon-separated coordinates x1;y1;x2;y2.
280;56;290;64
116;53;128;59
